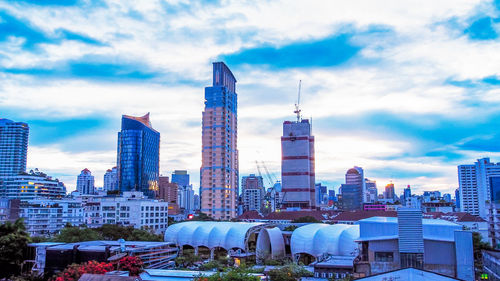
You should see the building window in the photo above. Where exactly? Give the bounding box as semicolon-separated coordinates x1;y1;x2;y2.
374;252;394;262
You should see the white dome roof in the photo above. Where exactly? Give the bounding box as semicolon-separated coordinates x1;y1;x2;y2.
291;223;359;258
164;221;264;251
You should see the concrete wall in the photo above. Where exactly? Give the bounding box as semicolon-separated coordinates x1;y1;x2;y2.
424;240;455;277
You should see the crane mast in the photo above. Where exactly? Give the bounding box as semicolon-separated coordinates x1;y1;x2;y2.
294;80;302;122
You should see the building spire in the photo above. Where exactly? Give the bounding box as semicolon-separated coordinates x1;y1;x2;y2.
294;80;302;122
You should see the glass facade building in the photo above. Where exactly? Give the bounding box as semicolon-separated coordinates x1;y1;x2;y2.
0;119;29;177
117;113;160;198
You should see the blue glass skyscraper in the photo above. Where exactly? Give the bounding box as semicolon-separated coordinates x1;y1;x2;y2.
0;119;29;177
117;113;160;198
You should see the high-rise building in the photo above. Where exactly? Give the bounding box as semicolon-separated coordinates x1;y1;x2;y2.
459;158;500;218
77;168;95;195
117;113;160;198
0;119;29;177
171;170;190;188
455;188;460;209
315;183;328;206
178;184;195;214
340;184;362;211
241;174;265;213
281;119;315;210
0;169;66;200
158;176;178;214
345;167;364;205
384;183;395;200
402;185;411;206
365;179;378;203
488;176;500;248
103;167;118;191
200;62;239;220
193;194;200;211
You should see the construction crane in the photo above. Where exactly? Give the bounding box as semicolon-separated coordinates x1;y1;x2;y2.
255;160;275;187
261;160;276;187
294;80;302;122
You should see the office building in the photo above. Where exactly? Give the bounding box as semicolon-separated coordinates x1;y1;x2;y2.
200;62;239;220
83;191;168;233
19;198;83;236
171;170;189;188
384;183;395;200
281;118;315;210
315;183;328;206
241;174;265;213
0;198;20;223
103;167;118;191
117;113;160;198
455;188;460;209
459;158;500;218
488;176;500;248
193;194;200;211
76;168;95;195
0;169;66;200
340;184;362;211
178;184;195;214
158;176;179;214
0;119;29;177
365;179;377;203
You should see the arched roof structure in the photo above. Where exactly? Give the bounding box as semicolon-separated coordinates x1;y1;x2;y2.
291;224;359;258
164;221;265;251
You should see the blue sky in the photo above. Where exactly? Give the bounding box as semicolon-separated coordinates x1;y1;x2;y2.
1;0;500;196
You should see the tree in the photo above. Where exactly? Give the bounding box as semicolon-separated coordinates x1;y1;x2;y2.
291;216;320;223
194;268;260;281
473;232;492;276
191;213;215;221
268;264;313;281
283;225;298;231
0;219;31;277
52;226;100;243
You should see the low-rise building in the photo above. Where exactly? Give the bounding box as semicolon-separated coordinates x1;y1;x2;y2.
19;198;84;236
83;191;168;233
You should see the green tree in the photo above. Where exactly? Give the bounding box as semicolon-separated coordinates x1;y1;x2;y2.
268;264;313;281
191;213;215;221
195;268;260;281
291;216;320;223
0;219;31;277
52;226;100;243
473;232;492;276
283;225;298;231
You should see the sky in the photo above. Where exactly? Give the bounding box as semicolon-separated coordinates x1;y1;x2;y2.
1;0;500;196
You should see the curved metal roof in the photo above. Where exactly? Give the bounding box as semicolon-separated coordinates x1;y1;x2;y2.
291;223;359;258
164;221;264;251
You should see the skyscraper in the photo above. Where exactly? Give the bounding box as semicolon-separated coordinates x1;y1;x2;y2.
158;176;179;214
77;168;95;194
281;119;315;210
365;179;378;203
384;183;395;200
345;167;365;204
0;119;29;177
117;113;160;198
103;167;118;191
459;158;500;218
171;170;190;188
200;62;239;220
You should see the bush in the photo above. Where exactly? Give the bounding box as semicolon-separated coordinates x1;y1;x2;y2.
194;268;260;281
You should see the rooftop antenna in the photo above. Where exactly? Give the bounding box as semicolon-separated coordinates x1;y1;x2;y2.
294;80;302;122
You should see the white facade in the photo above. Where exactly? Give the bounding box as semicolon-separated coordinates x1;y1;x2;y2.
19;198;83;236
243;188;263;212
83;191;168;233
77;168;95;195
177;184;194;213
103;167;118;191
459;158;500;218
0;119;29;177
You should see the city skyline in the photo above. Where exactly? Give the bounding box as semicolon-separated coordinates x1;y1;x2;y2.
1;1;500;195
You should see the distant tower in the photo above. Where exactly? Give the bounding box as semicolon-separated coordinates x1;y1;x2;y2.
117;113;160;198
77;168;95;195
0;119;29;177
384;183;395;200
103;167;118;191
200;62;239;220
281;82;316;210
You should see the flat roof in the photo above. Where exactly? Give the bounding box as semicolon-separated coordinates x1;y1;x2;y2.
360;216;460;226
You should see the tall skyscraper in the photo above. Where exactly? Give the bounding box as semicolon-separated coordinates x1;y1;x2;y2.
455;188;460;209
365;178;378;203
384;183;395;200
117;113;160;198
0;119;29;177
171;170;190;188
459;158;500;218
345;167;365;204
200;62;239;220
281;119;315;210
77;168;95;194
103;167;118;191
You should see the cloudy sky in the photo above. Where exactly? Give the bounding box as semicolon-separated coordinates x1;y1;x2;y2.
1;0;500;196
